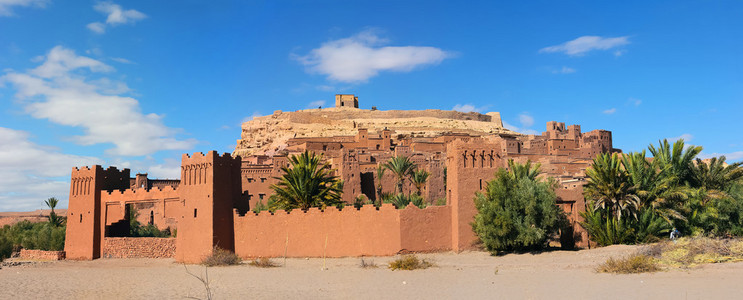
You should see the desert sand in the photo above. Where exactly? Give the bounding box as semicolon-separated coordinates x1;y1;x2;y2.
2;245;742;300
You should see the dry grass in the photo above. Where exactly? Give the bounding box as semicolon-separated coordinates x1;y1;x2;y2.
654;237;743;267
602;237;743;273
202;247;241;267
597;254;660;274
388;255;434;271
248;257;280;268
359;258;378;269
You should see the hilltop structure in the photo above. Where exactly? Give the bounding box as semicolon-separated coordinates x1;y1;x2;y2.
65;95;618;263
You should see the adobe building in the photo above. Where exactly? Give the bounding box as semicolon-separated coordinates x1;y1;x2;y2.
65;94;618;263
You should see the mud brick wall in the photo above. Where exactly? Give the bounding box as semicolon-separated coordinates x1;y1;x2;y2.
19;249;66;260
103;237;176;258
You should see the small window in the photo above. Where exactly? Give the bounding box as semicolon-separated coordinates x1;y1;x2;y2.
194;208;197;218
149;211;154;225
260;178;266;183
259;194;265;200
79;214;83;223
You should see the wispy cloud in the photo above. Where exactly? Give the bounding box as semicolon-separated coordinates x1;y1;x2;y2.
518;113;534;127
540;36;630;56
503;121;539;135
698;151;743;162
552;66;576;74
110;57;135;64
628;97;642;106
87;1;147;34
452;103;485;113
2;46;197;156
0;0;47;16
0;127;101;211
294;29;452;82
603;108;617;115
668;133;694;143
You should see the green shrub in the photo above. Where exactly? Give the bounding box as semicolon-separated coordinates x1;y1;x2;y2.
383;193;427;209
472;164;565;253
388;255;434;270
597;254;659;274
202;247;241;267
0;220;66;260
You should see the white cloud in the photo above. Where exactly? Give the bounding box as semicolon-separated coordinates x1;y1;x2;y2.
87;22;106;34
629;97;642;106
552;66;576;74
295;30;452;82
668;133;694;143
307;100;325;109
603;108;617;114
0;127;101;211
2;46;197;156
110;57;134;64
698;151;743;162
503;121;539;135
0;0;47;16
315;85;335;92
518;113;534;127
540;36;630;56
87;1;146;33
452;104;479;113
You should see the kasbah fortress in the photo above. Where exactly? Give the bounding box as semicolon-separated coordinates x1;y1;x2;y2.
64;94;617;263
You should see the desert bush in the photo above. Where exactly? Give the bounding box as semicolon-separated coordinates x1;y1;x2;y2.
388;255;434;270
472;161;566;253
354;194;370;209
384;193;427;209
359;257;378;268
597;254;659;274
248;257;279;268
0;221;66;254
202;247;241;267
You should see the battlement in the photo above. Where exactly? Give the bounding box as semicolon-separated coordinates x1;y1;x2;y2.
104;185;178;196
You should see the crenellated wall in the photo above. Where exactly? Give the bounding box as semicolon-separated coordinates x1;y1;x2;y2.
233;204;452;258
101;186;181;234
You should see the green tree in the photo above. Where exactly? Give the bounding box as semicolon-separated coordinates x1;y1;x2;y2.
472;161;565;253
383;155;416;194
622;151;690;222
410;169;430;196
584;153;640;220
44;197;63;227
648;139;702;185
269;151;343;210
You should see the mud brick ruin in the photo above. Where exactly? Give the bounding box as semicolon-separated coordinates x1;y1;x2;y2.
65;95;618;263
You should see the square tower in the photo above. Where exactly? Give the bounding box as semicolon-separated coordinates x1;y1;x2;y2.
335;94;359;108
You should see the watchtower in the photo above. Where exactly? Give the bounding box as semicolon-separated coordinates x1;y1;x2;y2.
335;94;358;108
175;151;241;263
65;166;130;260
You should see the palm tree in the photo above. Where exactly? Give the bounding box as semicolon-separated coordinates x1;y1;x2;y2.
507;159;541;180
375;164;386;203
648;139;702;185
411;169;430;196
691;156;743;193
584;153;640;220
622;151;690;222
45;197;62;227
383;155;416;194
269;151;343;210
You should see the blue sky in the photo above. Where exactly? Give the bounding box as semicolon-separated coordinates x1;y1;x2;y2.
1;1;741;211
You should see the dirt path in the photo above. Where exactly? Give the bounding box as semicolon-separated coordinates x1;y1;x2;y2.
2;245;742;299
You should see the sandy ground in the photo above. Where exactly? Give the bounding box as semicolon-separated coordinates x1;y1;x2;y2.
2;245;743;300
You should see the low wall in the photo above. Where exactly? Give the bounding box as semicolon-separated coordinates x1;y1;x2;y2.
19;249;66;260
103;237;176;258
233;204;452;258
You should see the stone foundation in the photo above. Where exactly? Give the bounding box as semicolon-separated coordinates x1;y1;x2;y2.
19;249;66;260
103;237;176;258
